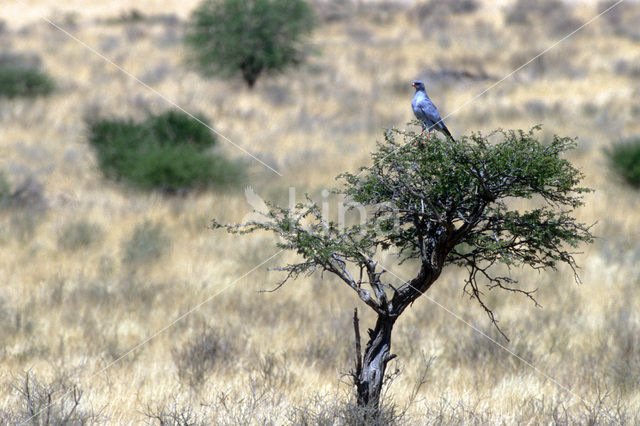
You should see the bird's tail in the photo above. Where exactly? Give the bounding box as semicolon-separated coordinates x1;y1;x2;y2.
442;125;456;142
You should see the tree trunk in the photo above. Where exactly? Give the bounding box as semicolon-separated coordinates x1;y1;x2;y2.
240;60;261;89
353;311;397;411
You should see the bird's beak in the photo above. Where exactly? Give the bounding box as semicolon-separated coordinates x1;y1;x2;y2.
411;82;416;87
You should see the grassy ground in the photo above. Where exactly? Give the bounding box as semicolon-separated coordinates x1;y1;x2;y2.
1;0;639;423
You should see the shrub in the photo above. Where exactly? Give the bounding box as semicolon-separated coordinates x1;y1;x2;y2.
7;176;47;210
0;170;10;207
288;391;411;425
416;0;478;19
185;0;315;88
599;1;640;41
2;372;99;424
142;397;204;425
57;220;104;251
0;53;55;98
0;176;48;242
172;327;235;389
504;0;581;37
605;138;640;188
145;109;215;150
86;110;244;192
122;220;170;265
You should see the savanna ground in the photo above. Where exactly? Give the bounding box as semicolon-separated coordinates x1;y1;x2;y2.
1;0;639;423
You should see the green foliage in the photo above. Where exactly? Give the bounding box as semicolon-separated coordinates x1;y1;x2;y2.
145;109;217;151
340;127;592;268
605;137;640;188
86;110;244;192
57;220;104;251
123;220;171;265
0;64;55;98
215;127;593;323
185;0;315;88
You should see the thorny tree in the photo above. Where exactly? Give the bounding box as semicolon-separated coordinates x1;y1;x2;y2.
213;127;593;412
185;0;315;88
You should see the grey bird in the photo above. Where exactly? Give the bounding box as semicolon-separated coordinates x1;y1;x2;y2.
411;80;455;141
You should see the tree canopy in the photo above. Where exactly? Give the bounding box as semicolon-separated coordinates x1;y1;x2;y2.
185;0;315;88
216;127;592;323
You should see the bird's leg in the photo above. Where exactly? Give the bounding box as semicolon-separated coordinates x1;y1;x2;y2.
415;129;430;147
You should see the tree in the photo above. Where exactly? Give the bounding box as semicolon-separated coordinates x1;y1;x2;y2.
213;127;593;413
185;0;315;89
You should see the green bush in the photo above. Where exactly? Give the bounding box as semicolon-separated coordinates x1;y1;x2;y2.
87;110;244;192
145;109;215;150
0;64;55;98
605;138;640;188
185;0;315;88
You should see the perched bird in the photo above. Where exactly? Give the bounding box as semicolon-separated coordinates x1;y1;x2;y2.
411;80;455;141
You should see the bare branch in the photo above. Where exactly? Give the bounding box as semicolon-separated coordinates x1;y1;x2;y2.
463;275;510;342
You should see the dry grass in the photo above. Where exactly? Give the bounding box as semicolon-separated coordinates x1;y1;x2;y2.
1;0;639;423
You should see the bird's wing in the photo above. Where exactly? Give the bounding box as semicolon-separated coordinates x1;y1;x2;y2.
416;98;444;129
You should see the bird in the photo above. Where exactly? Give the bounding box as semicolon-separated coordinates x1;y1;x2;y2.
411;80;455;142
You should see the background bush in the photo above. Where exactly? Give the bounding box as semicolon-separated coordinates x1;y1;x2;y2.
172;326;235;389
2;372;98;425
122;220;170;265
605;137;640;188
0;52;54;98
87;110;245;192
185;0;315;88
0;170;10;207
57;220;104;251
504;0;581;37
0;66;55;98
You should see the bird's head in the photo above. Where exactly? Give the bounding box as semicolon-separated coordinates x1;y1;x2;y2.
412;80;425;91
